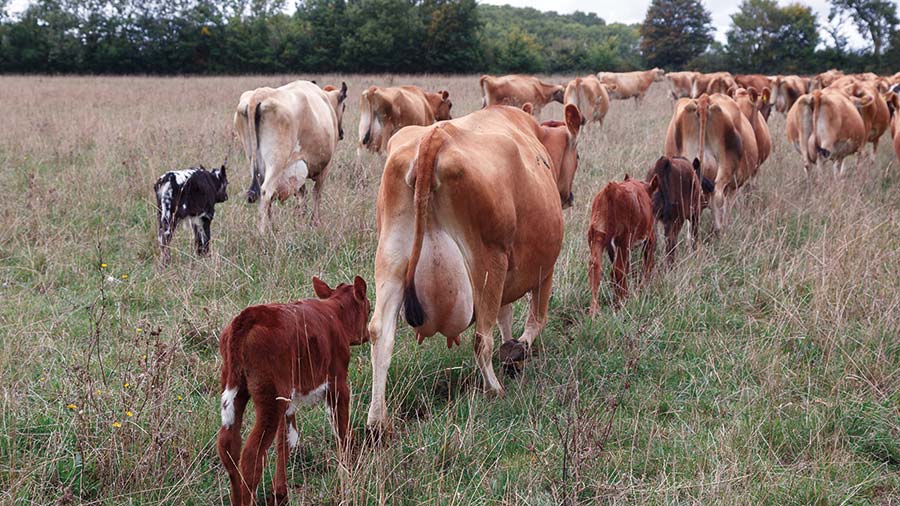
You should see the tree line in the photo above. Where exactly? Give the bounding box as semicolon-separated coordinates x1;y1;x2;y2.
0;0;896;75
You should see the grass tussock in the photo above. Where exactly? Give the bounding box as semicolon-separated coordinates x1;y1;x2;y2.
0;74;899;505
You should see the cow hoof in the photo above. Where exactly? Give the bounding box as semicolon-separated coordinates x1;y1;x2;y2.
264;491;288;505
499;340;529;376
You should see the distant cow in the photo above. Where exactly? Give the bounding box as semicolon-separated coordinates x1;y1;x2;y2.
691;72;735;98
597;68;665;105
665;93;759;234
772;75;808;114
734;75;773;120
645;156;713;264
587;174;657;313
154;164;228;267
666;71;699;100
358;85;452;159
365;104;582;432
217;276;370;506
810;69;845;91
480;74;564;115
234;80;348;231
732;87;773;170
786;89;868;177
564;75;613;126
887;92;900;163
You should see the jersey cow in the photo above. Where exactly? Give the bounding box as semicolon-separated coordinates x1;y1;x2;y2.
785;89;868;177
217;276;370;506
666;71;699;100
834;80;890;160
234;80;348;231
480;74;564;115
734;74;773;120
597;68;665;105
564;75;613;126
772;75;808;114
366;104;582;432
692;72;736;98
732;87;773;169
665;93;759;234
357;85;452;160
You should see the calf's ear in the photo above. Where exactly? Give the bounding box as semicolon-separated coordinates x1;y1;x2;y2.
312;276;333;299
441;90;450;101
522;103;534;115
353;276;367;301
648;174;659;194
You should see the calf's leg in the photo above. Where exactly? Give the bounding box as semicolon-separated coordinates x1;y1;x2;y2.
238;392;280;505
588;233;606;317
217;387;249;506
192;216;212;257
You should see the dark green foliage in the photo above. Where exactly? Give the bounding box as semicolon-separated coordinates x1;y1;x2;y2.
640;0;714;70
725;0;820;73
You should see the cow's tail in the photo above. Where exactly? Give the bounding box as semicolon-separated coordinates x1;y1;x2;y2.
809;91;827;159
360;86;376;148
246;93;265;202
697;95;709;169
403;125;447;327
219;311;254;430
693;157;714;193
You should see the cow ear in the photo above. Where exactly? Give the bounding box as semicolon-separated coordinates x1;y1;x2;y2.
727;85;738;97
353;276;367;301
522;103;534;115
564;104;581;139
312;276;333;299
441;90;449;101
648;174;659;194
624;174;631;181
218;165;227;181
761;88;771;104
748;87;759;103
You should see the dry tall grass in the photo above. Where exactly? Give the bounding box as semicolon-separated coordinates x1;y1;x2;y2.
0;74;898;505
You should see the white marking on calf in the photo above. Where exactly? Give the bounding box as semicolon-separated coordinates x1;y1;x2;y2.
287;423;299;448
294;382;328;407
220;386;238;428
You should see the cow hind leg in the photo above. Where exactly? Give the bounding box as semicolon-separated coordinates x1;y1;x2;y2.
588;234;605;318
217;387;249;506
192;216;212;257
238;392;281;506
366;277;404;435
501;270;554;375
267;416;289;506
472;255;507;394
498;304;514;344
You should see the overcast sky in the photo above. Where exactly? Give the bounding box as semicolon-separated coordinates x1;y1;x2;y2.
7;0;892;49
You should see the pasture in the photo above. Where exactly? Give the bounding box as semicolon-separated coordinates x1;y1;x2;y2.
1;74;899;504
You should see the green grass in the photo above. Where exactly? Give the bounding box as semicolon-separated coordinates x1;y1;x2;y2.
1;74;898;504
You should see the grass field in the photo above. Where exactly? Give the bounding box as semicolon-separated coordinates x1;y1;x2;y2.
1;74;899;505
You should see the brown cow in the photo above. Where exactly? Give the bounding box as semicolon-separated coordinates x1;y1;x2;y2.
597;68;665;105
732;87;773;170
691;72;735;98
666;71;699;100
735;74;773;119
217;276;370;506
234;80;348;231
834;80;890;160
365;104;582;431
357;85;452;159
480;74;564;115
645;156;713;264
772;75;807;114
810;69;845;91
887;92;900;163
564;75;613;126
664;93;759;234
785;89;868;177
587;174;657;313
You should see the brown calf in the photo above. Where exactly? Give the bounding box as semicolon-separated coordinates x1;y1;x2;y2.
588;175;658;314
646;156;713;264
217;276;370;506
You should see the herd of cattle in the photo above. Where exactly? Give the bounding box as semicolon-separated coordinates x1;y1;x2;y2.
149;68;900;505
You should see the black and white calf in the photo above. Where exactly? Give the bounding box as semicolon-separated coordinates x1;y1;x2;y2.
154;164;228;266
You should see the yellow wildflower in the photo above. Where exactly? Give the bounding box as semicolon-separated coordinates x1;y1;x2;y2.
126;411;133;417
124;382;130;388
177;395;183;401
112;421;121;428
121;274;128;280
136;328;143;333
100;263;107;269
66;403;77;410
